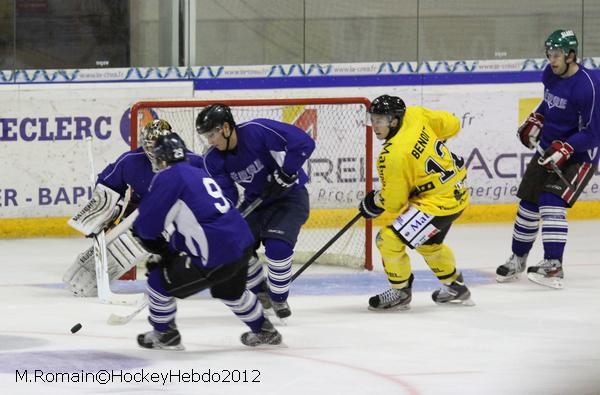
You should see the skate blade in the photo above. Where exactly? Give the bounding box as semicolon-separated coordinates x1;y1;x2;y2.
435;298;476;307
140;343;185;351
276;317;288;326
246;341;285;348
496;274;521;283
527;273;563;289
367;304;411;312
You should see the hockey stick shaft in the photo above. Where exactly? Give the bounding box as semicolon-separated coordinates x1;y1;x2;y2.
241;197;263;218
107;299;149;325
86;136;137;305
291;212;363;282
86;136;110;302
533;142;576;191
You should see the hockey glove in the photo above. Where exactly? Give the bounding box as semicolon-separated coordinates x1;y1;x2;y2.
538;140;574;170
134;234;179;274
264;169;298;199
359;190;385;219
517;113;544;149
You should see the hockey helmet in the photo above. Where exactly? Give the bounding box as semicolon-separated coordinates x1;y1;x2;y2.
153;132;187;166
141;119;173;166
196;104;236;135
369;95;406;119
545;29;578;57
368;95;406;138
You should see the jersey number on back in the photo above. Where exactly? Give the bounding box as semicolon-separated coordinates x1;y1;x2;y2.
424;141;465;184
203;178;231;213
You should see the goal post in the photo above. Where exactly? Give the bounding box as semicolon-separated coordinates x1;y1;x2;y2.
130;97;374;271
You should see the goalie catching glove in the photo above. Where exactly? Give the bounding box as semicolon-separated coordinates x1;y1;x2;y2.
68;183;123;236
518;113;544;149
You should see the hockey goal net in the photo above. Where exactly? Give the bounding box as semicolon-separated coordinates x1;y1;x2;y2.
130;98;373;270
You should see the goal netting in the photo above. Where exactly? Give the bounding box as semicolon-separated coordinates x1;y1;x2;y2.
130;98;373;270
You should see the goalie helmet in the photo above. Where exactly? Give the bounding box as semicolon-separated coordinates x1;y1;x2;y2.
141;119;173;171
196;104;236;135
545;29;578;56
153;132;187;166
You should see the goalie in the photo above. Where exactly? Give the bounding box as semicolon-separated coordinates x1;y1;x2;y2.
64;119;238;297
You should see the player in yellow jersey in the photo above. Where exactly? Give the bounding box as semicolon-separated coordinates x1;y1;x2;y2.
359;95;474;310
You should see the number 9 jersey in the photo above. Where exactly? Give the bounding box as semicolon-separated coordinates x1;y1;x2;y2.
376;106;469;216
133;161;254;268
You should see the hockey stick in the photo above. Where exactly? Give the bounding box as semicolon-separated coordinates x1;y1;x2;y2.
241;197;263;217
291;212;363;282
533;142;576;191
107;195;263;325
86;136;140;306
107;298;148;325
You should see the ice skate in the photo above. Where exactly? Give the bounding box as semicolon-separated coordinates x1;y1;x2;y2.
241;319;282;347
137;323;184;350
527;259;564;289
496;253;527;282
256;281;272;311
368;287;412;311
271;300;291;321
432;274;475;306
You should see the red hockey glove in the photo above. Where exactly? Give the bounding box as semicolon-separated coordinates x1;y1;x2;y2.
537;141;574;170
517;112;544;149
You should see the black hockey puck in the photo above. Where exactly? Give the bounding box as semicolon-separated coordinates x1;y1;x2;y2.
70;323;83;334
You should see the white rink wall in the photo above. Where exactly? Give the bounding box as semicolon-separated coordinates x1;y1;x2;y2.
1;61;600;223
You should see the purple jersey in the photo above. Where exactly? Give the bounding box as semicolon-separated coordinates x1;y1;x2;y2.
97;147;238;204
538;64;600;164
203;118;315;203
133;161;254;268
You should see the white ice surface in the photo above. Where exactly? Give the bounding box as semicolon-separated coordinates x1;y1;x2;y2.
1;221;599;395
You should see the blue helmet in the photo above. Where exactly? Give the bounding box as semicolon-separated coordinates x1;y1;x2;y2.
153;133;187;165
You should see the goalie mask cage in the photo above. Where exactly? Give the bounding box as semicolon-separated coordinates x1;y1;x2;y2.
130;98;374;271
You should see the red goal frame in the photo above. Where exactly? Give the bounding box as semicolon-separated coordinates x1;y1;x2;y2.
130;97;374;270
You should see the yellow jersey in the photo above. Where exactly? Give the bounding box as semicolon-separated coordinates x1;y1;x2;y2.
375;106;469;216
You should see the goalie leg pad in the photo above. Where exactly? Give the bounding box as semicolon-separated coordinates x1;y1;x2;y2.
63;230;149;297
107;231;151;279
62;246;99;297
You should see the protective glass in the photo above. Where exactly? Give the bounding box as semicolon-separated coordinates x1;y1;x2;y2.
202;126;223;140
368;113;392;128
545;48;565;60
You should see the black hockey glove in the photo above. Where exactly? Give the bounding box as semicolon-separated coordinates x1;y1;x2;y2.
133;233;170;256
131;232;175;273
264;169;298;199
359;190;385;219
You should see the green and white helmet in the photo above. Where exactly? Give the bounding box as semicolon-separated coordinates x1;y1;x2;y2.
545;29;578;56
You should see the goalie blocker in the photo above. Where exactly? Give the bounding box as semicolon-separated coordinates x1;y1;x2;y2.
68;183;123;236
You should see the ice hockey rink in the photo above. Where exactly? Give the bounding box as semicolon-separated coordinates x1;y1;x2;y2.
1;221;599;395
